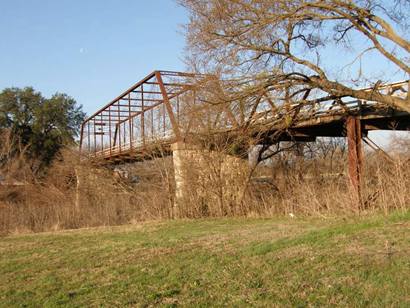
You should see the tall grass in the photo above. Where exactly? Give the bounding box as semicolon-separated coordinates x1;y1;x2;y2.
0;142;409;235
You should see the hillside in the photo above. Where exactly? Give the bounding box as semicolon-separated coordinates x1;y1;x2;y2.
1;211;409;307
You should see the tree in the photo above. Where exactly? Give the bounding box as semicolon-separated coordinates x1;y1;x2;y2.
0;87;85;173
180;0;410;113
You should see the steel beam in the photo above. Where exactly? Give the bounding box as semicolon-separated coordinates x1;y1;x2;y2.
155;71;182;141
346;116;363;206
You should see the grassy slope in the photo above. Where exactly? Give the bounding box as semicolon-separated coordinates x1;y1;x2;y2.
0;212;409;307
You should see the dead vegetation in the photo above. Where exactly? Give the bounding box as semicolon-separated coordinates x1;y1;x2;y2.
0;135;409;235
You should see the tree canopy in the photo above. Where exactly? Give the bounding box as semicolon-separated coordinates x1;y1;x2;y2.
180;0;410;113
0;87;85;172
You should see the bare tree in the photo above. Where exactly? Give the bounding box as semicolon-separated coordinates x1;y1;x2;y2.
179;0;410;113
389;133;410;154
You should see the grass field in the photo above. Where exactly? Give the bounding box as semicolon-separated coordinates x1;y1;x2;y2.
1;211;409;307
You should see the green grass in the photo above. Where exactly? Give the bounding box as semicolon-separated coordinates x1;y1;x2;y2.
1;212;409;307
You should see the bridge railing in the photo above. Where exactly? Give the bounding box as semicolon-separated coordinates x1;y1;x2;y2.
248;80;409;127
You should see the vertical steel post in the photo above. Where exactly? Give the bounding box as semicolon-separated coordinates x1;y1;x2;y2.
151;109;154;138
87;122;91;153
141;84;145;145
108;107;112;158
128;93;133;151
113;125;118;147
118;102;122;154
155;71;182;141
163;104;166;135
100;114;103;154
93;119;97;156
346;116;363;206
158;107;161;133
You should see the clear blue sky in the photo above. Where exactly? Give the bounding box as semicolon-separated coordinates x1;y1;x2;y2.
0;0;187;116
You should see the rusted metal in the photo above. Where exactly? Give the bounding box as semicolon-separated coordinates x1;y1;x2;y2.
87;122;90;153
346;116;363;205
79;72;409;163
79;70;206;159
93;119;97;156
362;136;395;163
108;106;112;157
128;93;133;152
141;84;145;145
155;71;182;141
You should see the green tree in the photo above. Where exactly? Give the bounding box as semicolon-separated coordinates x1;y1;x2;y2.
0;87;85;172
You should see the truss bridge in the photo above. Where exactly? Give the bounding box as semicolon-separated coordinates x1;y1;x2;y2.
79;70;409;161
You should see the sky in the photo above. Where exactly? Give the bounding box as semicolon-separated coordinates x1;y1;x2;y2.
0;0;187;116
0;0;407;147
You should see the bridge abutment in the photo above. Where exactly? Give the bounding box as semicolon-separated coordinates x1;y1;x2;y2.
171;142;249;218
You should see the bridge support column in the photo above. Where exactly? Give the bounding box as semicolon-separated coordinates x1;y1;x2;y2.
346;116;364;207
171;142;190;218
171;142;249;218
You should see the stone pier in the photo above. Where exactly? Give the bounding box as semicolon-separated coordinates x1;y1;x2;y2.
171;142;249;217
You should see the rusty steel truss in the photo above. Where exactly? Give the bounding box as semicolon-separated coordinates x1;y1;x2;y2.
80;71;410;160
79;71;207;159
